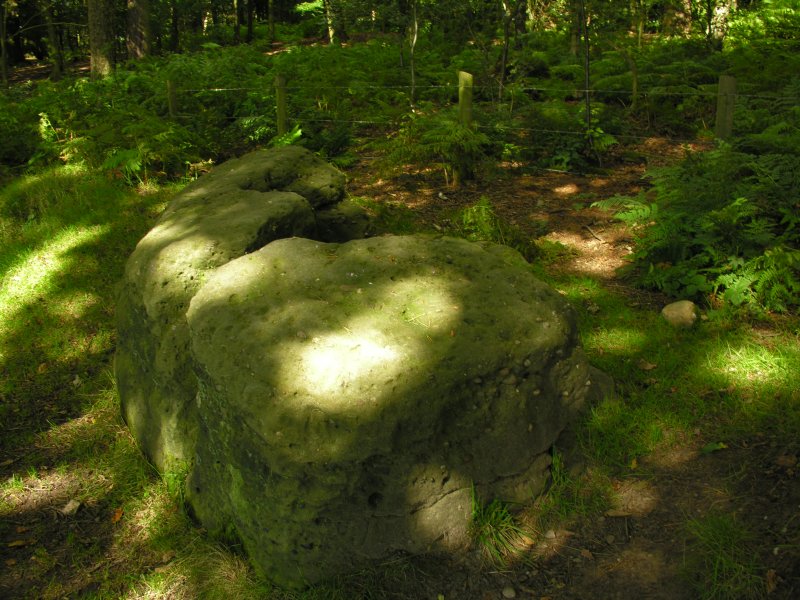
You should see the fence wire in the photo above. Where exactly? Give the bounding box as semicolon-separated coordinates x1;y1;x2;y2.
164;74;795;153
177;81;799;101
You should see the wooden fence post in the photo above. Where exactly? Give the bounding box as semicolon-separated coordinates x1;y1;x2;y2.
715;75;736;140
454;71;474;186
167;80;177;119
458;71;473;128
275;74;287;136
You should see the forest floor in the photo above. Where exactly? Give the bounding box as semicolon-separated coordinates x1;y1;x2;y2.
344;141;799;600
1;136;798;600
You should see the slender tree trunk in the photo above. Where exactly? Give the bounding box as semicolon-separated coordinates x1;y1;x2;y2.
629;0;641;48
88;0;115;77
170;0;180;51
324;0;335;43
268;0;275;41
409;0;418;107
499;1;513;101
511;0;527;51
1;0;8;87
39;0;63;79
246;0;254;42
662;0;692;36
710;0;734;42
617;45;639;110
579;0;590;129
569;0;581;56
638;6;645;48
527;0;549;30
127;0;151;60
233;0;241;43
323;0;347;44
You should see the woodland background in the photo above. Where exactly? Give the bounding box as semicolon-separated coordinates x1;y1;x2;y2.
1;1;799;599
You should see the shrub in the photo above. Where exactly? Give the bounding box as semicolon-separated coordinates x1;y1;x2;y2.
595;142;800;312
383;106;492;185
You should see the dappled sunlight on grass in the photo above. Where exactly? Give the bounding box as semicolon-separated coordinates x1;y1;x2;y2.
583;326;650;355
35;381;120;455
584;398;681;468
683;332;800;443
122;541;269;600
706;339;798;389
1;385;147;517
0;163;92;223
0;142;796;598
0;463;102;517
49;289;102;320
0;224;110;321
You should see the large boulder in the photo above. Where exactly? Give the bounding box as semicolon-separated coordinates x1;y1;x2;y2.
115;146;349;471
116;146;611;588
186;235;609;587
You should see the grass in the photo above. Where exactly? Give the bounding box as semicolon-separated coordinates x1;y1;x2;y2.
683;512;764;600
1;168;798;598
469;487;532;566
533;449;611;523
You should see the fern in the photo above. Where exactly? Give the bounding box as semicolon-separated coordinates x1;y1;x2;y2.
752;247;800;312
599;141;800;312
102;147;146;184
384;108;491;185
592;194;657;226
449;197;540;261
269;125;303;147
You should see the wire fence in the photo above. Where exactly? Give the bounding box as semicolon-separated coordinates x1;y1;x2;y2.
164;69;792;160
177;81;799;100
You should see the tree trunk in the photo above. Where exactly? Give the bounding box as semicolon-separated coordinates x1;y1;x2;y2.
323;0;347;44
409;0;417;107
246;0;254;42
512;0;526;33
1;0;8;87
38;0;63;79
662;0;692;36
88;0;115;77
499;1;513;101
233;0;241;43
710;0;735;42
579;0;590;129
268;0;275;41
568;0;581;56
170;0;180;51
127;0;151;60
617;45;639;110
527;0;551;31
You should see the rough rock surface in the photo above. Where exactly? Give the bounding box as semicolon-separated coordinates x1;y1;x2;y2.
115;146;351;471
185;235;609;587
116;146;611;589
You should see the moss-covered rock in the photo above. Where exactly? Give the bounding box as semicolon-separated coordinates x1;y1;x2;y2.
116;146;611;589
115;146;348;471
185;235;609;587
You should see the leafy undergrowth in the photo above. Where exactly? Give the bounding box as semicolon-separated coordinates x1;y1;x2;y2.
1;157;799;600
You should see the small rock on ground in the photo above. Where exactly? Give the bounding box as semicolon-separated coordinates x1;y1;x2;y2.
661;300;698;328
